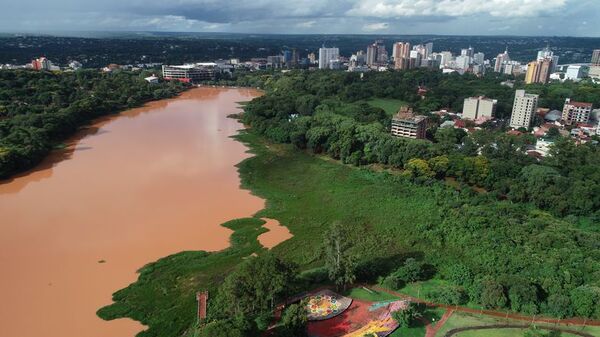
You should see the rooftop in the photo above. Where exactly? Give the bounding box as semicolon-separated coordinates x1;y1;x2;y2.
565;100;592;108
393;107;427;123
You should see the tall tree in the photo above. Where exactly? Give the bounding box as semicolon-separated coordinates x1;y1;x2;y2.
323;222;356;291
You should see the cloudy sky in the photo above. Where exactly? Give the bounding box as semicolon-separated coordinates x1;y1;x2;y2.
1;0;599;36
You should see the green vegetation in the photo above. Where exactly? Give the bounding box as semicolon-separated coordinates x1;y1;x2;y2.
345;287;399;302
365;98;407;116
434;312;600;337
0;69;187;178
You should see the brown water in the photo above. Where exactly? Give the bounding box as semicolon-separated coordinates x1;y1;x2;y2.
0;87;289;337
258;218;293;249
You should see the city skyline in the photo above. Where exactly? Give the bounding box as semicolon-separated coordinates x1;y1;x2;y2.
1;0;599;37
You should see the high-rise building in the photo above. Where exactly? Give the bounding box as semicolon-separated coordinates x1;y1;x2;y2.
393;42;411;70
409;50;422;69
462;96;497;120
455;56;470;71
494;48;510;73
439;51;453;68
31;57;52;71
308;52;316;64
591;49;600;65
425;42;434;59
318;47;339;70
377;44;388;63
562;98;592;125
473;52;485;65
366;44;377;66
537;47;559;72
525;58;553;84
461;46;474;58
510;90;539;129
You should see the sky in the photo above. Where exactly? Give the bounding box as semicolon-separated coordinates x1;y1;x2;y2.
0;0;599;36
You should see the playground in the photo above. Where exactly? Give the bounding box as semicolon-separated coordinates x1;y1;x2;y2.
304;289;409;337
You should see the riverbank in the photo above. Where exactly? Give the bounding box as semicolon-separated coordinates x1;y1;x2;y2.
0;70;189;180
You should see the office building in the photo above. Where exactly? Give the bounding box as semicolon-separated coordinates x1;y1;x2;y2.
162;64;216;82
562;98;592;125
510;90;539;129
462;96;497;120
393;42;411;70
308;53;316;64
525;58;553;84
391;106;428;139
318;47;339;70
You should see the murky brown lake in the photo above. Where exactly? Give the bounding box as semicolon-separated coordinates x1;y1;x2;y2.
0;87;288;337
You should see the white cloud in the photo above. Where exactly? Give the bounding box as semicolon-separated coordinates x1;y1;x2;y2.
362;22;389;31
297;20;317;28
347;0;567;18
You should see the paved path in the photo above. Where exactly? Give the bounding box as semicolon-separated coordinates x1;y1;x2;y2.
425;309;454;337
371;285;600;328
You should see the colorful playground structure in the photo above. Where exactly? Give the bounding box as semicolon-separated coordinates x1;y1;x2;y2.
304;290;409;337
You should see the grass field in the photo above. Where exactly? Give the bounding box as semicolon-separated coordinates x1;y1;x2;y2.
364;98;408;115
345;287;399;302
434;312;600;337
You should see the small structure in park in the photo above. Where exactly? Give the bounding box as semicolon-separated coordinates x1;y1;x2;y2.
196;291;208;322
305;289;352;321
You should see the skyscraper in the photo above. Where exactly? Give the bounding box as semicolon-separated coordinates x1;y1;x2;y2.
537;46;559;72
366;44;377;66
525;58;553;84
494;48;510;73
393;42;411;70
592;49;600;65
510;90;539;129
461;46;474;58
473;52;485;65
425;42;434;59
318;47;339;70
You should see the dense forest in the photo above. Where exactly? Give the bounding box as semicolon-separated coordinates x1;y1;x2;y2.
1;34;599;67
0;69;188;178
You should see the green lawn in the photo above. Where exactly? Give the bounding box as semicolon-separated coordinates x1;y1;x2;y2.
434;312;600;337
364;98;408;116
344;287;399;302
452;329;581;337
389;307;446;337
